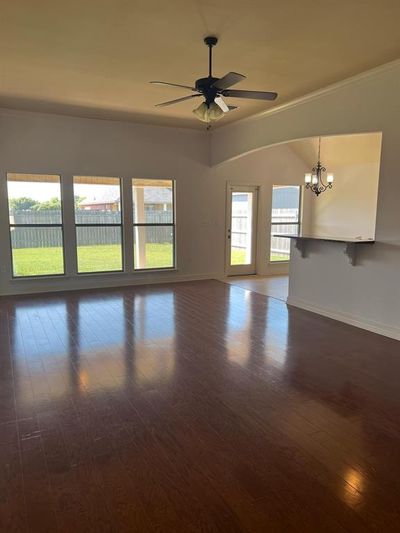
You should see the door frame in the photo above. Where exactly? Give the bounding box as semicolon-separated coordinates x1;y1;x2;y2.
225;184;259;276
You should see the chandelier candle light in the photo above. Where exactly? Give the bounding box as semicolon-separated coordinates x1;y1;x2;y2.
304;137;334;196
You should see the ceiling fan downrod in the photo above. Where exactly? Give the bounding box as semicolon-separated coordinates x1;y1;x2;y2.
204;36;218;78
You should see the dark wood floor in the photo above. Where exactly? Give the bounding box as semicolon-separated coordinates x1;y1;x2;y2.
1;280;400;532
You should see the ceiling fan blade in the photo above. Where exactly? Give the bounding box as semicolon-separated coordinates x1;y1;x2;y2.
222;89;278;101
155;94;202;107
212;72;246;90
215;96;229;113
150;81;197;91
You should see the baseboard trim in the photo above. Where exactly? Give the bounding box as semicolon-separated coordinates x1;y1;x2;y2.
0;272;223;297
287;296;400;342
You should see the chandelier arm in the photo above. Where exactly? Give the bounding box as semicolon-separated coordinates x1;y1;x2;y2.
319;176;328;191
305;138;333;196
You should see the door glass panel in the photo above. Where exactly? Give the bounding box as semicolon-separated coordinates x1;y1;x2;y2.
230;191;253;266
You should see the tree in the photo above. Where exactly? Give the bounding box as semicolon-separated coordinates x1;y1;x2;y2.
74;195;86;208
9;197;37;212
34;197;61;211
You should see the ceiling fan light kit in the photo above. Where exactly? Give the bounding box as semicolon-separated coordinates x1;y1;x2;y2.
150;36;278;127
193;101;224;123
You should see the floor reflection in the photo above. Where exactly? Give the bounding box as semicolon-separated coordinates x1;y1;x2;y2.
225;284;289;370
4;280;400;531
78;297;126;350
12;301;71;403
225;286;252;367
264;298;289;368
10;290;178;402
132;292;176;386
343;467;365;508
133;293;176;341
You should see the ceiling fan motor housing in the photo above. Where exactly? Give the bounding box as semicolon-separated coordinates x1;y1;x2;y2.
195;76;220;105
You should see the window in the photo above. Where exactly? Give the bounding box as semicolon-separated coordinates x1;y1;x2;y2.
73;176;123;273
132;179;175;270
7;173;65;277
270;185;301;262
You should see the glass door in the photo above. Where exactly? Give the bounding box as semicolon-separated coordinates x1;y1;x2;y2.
225;185;258;276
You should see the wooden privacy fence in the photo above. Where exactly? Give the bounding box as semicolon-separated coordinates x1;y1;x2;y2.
270;233;292;256
271;209;300;256
231;209;299;256
231;215;248;250
10;209;173;248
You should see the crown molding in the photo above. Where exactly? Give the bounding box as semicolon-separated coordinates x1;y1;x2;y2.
1;58;399;136
215;58;400;132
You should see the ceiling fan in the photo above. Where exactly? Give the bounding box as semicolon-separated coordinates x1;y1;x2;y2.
150;36;278;126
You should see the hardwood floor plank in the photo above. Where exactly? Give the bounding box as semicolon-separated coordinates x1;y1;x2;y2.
1;280;400;531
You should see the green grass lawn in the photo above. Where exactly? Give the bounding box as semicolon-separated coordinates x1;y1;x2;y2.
230;248;246;265
12;244;173;276
231;248;289;264
270;253;290;262
12;244;288;277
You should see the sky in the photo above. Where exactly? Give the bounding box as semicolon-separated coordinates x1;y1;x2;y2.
8;181;60;201
7;181;119;203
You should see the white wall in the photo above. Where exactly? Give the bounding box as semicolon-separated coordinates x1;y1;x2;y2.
289;133;382;240
211;60;400;340
212;144;311;276
0;108;309;295
310;161;380;239
0;109;214;294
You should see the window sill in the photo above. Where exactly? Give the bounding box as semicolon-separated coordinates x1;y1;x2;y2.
10;274;69;282
78;268;178;276
133;267;177;273
10;268;178;281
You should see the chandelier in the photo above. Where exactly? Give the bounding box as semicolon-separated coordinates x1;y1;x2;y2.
304;137;334;196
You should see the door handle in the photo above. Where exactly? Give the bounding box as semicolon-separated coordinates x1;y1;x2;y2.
228;228;231;240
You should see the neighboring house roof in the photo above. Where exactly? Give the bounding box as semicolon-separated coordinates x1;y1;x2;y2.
80;198;118;206
80;188;171;206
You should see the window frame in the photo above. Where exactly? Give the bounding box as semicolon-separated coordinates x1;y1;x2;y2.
270;185;302;263
132;179;176;271
7;173;66;279
73;176;124;275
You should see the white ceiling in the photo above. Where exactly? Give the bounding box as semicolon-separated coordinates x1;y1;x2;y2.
1;1;400;129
